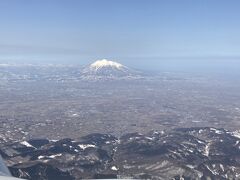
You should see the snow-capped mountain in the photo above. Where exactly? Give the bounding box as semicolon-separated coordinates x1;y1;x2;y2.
81;59;142;80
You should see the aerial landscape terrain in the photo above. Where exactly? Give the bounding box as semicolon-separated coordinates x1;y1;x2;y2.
0;59;240;179
1;0;240;179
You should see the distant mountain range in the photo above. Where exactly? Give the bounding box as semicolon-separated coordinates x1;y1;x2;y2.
0;59;146;82
1;127;240;179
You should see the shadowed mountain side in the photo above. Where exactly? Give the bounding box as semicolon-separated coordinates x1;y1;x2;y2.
1;127;240;179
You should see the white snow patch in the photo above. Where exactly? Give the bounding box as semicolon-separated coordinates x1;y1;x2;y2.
199;129;204;133
38;154;62;159
210;128;223;134
49;154;62;158
71;113;79;117
220;164;224;172
153;131;161;135
188;149;194;153
196;140;205;144
206;165;218;175
145;137;154;140
237;173;240;178
192;120;200;123
204;142;211;157
232;131;240;139
50;140;58;142
78;144;96;150
38;156;45;159
20;141;34;148
111;166;118;171
234;141;239;146
186;165;195;169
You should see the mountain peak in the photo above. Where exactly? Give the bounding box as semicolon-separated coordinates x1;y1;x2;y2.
82;59;142;80
90;59;124;70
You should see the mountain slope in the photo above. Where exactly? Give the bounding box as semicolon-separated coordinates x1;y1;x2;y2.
1;127;240;179
81;59;142;80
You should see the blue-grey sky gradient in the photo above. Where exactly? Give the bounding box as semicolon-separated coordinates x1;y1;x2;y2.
0;0;240;69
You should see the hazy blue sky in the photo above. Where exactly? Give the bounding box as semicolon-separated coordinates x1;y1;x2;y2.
0;0;240;69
